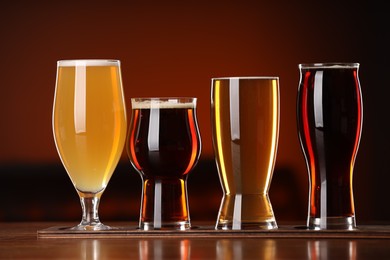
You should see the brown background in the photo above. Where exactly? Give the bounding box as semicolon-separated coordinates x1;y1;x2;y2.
0;1;388;223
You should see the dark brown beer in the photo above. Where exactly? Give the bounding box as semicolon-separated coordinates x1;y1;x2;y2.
297;63;362;229
127;98;201;229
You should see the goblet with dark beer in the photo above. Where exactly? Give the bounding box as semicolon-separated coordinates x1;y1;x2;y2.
127;97;201;230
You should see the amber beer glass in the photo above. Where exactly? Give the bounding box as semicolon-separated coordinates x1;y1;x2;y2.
211;77;280;230
52;59;127;230
127;98;201;230
297;63;363;230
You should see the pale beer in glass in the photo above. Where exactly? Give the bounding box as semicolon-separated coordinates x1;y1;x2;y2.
53;59;127;230
211;77;279;230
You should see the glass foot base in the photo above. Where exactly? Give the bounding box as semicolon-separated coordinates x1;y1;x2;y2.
216;219;278;230
70;222;115;231
215;194;278;230
308;216;356;230
140;221;190;231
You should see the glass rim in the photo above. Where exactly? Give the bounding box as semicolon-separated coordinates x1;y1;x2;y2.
212;76;279;80
299;62;359;69
131;97;197;108
131;97;197;101
57;59;120;67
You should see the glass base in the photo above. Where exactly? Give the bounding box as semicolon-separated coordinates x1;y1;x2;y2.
140;221;190;231
215;194;278;230
308;216;356;230
216;219;278;230
70;222;115;231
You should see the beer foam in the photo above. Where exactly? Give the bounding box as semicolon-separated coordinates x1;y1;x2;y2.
299;63;359;69
212;76;279;80
131;99;196;109
58;60;120;67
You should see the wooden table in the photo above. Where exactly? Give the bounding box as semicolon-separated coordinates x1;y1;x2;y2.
1;222;390;259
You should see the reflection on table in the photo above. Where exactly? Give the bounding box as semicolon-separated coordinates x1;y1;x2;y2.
0;222;384;260
48;238;375;260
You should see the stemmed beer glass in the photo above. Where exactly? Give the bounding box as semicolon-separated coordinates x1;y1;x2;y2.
52;59;127;230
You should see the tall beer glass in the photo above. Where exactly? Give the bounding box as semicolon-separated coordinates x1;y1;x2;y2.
127;98;201;230
211;77;280;230
297;63;363;230
52;59;127;230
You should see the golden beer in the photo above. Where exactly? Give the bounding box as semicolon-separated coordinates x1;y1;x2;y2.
53;60;127;193
211;77;279;230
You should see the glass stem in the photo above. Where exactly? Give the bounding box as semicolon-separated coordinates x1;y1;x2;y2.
79;193;101;229
80;196;101;226
71;191;111;230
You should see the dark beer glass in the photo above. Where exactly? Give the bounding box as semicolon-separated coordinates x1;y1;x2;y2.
127;97;201;230
297;63;363;230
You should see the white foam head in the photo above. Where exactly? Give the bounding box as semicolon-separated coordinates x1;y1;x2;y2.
131;98;196;109
299;63;359;69
57;59;120;67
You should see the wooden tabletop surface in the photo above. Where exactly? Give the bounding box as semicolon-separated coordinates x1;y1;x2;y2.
1;222;390;259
